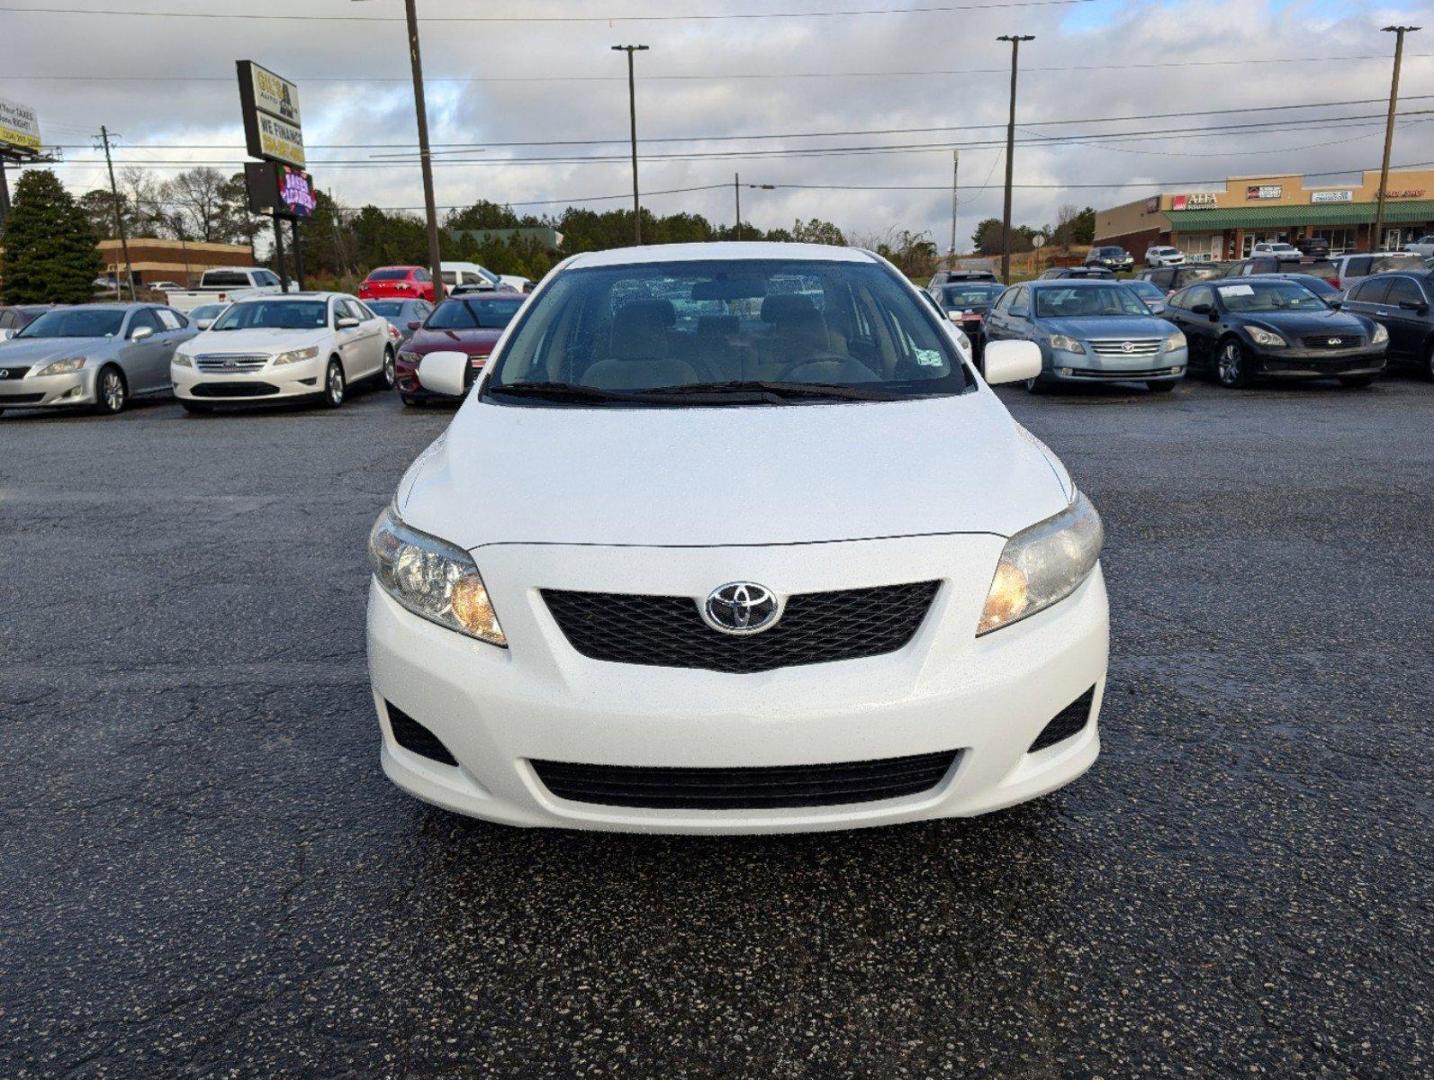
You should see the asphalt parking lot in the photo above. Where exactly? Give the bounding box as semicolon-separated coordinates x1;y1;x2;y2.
2;375;1431;1078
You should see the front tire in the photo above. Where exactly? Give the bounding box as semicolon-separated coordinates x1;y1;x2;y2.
1025;375;1053;395
380;347;396;390
94;365;127;414
322;357;346;408
1216;338;1254;388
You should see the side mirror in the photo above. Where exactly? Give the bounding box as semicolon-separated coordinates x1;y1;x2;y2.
407;320;422;331
981;340;1042;385
130;325;155;342
0;328;13;342
336;316;361;329
1326;300;1342;310
947;310;961;322
417;350;470;397
195;319;213;331
1190;302;1214;317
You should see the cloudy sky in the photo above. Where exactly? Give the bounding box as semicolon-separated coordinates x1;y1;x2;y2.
5;0;1433;245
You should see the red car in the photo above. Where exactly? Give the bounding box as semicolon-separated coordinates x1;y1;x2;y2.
359;266;436;303
395;292;527;405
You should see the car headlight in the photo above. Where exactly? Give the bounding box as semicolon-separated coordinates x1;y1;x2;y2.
1164;330;1186;352
368;504;506;646
1371;323;1389;344
273;346;320;366
398;350;422;366
1049;334;1086;354
172;352;193;368
32;356;86;376
1247;327;1286;348
978;490;1103;636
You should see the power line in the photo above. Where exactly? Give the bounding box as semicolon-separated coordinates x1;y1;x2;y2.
9;52;1431;84
0;0;1104;23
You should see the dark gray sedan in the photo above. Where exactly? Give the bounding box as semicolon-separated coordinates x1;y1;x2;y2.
363;298;433;344
0;303;197;416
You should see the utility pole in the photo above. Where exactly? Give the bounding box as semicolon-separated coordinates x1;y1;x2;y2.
96;126;135;300
1374;24;1420;252
0;161;10;228
734;172;741;240
402;0;445;300
996;34;1033;284
949;149;960;265
612;44;649;245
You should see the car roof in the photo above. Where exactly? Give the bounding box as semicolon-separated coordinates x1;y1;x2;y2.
232;291;342;303
564;242;877;270
1029;277;1120;287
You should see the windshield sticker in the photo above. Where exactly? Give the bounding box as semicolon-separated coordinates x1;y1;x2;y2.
1217;284;1254;296
915;348;944;367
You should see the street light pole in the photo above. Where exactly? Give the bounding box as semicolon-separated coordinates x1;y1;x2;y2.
1374;24;1420;252
734;172;741;240
996;34;1033;284
612;44;649;246
949;149;960;264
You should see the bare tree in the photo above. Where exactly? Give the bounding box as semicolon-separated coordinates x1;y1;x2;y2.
166;167;231;243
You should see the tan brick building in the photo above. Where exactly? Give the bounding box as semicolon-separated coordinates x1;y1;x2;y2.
97;238;255;286
1095;168;1434;261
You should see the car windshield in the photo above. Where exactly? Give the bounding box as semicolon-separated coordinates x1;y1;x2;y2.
485;257;967;405
1215;281;1325;312
211;300;328;330
940;284;1003;307
366;301;405;317
427;296;524;330
17;308;126;338
1033;285;1151;318
1097;247;1124;256
1370;254;1424;273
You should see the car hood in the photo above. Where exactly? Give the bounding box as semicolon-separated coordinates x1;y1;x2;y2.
397;391;1074;549
1240;309;1370;337
408;327;504;354
186;328;328;353
0;337;114;363
1040;316;1172;339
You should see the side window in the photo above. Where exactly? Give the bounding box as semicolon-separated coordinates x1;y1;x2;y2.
1351;279;1390;304
1348;257;1372;276
128;308;163;337
1010;286;1030;315
414;268;431;283
1186;285;1214;310
1385;277;1423;308
155;308;185;331
990;288;1012;316
1167;287;1189;310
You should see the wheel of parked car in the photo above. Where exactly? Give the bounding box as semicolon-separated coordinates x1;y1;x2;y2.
1215;338;1253;388
381;346;397;390
1338;375;1377;389
323;357;346;408
94;365;128;415
1146;380;1178;393
1024;375;1050;395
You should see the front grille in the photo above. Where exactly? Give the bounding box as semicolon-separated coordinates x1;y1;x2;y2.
190;382;281;398
1087;338;1164;357
1301;335;1364;349
385;702;458;766
542;581;940;674
0;392;44;403
195;353;271;373
532;750;960;809
0;365;32;379
1029;687;1096;753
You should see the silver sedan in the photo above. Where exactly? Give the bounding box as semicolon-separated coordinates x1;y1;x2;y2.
0;303;198;416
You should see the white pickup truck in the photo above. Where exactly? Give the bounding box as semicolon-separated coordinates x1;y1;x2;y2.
165;267;294;313
1401;235;1434;258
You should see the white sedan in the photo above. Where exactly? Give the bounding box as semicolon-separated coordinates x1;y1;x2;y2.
171;292;397;411
366;242;1109;834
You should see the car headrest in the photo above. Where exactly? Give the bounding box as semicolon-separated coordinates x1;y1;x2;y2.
609;299;676;360
760;293;819;324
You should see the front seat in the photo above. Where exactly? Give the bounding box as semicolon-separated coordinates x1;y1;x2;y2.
582;299;701;390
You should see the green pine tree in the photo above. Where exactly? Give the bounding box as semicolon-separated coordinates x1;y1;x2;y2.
1;170;101;303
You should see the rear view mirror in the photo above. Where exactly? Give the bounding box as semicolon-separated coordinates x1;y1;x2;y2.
130;325;154;342
336;316;360;330
981;340;1041;385
407;320;422;331
195;319;213;331
417;350;470;397
1326;300;1342;310
0;328;13;342
1190;303;1214;317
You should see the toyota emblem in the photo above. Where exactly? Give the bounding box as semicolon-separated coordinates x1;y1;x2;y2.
702;582;781;636
0;369;9;379
1120;341;1136;354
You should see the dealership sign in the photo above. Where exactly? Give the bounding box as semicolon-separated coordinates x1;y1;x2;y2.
0;96;41;156
1171;192;1218;210
237;61;305;168
1310;190;1354;204
1246;184;1283;200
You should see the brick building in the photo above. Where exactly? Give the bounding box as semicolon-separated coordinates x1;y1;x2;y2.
97;238;255;286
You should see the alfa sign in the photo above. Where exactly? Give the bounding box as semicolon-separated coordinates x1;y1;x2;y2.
237;60;305;168
1171;193;1217;210
0;96;41;156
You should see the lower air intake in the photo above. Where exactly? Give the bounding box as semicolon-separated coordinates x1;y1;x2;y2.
531;750;960;810
1028;687;1096;753
385;702;458;766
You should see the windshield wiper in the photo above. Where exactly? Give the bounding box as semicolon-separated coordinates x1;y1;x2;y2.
643;380;893;401
486;381;661;404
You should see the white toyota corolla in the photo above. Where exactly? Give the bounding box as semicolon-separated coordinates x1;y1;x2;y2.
171;292;396;411
367;243;1108;833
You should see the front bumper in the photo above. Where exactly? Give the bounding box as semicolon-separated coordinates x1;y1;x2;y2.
171;356;323;402
1249;346;1387;377
0;368;96;409
1046;346;1188;383
366;535;1110;833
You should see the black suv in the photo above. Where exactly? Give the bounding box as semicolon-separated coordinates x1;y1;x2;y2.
1083;245;1134;273
1137;263;1226;295
1338;270;1434;379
